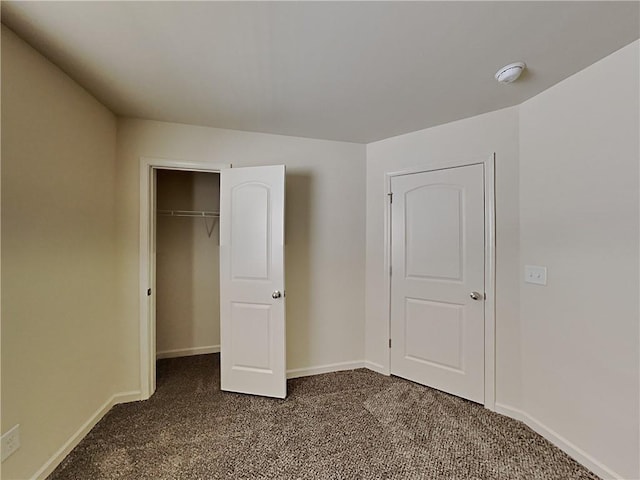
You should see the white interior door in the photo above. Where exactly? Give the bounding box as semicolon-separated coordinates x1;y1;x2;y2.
219;165;286;398
390;164;485;403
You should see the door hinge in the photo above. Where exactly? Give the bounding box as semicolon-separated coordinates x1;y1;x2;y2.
389;265;392;276
147;288;152;296
387;192;393;203
388;338;392;348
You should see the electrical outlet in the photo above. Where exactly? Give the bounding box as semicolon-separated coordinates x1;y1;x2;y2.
524;265;547;285
1;424;20;462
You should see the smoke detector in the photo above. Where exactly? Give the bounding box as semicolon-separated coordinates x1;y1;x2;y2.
495;62;526;84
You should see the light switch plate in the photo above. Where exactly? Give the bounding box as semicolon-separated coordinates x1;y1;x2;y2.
525;265;547;285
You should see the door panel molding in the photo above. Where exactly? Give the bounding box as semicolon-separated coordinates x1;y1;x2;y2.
384;154;496;410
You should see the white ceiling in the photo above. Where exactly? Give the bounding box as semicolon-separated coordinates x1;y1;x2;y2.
2;1;638;143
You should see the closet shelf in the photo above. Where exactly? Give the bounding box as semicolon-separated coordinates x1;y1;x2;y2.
157;209;219;218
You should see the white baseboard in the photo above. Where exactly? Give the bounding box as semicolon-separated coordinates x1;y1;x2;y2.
494;402;526;422
364;360;389;375
32;391;141;480
156;345;220;359
112;391;143;404
494;403;622;480
286;360;365;379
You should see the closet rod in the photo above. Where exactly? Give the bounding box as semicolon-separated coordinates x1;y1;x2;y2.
157;209;219;218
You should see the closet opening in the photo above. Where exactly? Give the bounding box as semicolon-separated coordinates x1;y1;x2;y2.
140;159;286;400
139;159;228;400
155;169;221;364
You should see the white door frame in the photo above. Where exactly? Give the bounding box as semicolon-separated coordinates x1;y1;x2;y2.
139;157;230;400
384;154;496;410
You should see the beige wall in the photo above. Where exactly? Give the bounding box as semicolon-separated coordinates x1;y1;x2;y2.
115;119;367;391
1;26;119;479
156;170;221;355
519;40;639;479
365;106;522;408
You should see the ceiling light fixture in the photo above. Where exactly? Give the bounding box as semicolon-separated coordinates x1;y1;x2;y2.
495;62;526;84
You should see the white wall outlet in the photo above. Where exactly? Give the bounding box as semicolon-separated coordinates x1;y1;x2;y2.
525;265;547;285
1;424;21;462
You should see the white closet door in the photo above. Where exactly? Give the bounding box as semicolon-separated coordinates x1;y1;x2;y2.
390;164;485;403
219;165;286;398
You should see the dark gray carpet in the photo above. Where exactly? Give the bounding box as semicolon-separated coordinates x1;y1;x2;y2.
48;354;599;479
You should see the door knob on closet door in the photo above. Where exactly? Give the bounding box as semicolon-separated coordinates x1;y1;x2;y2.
272;290;282;299
470;291;482;301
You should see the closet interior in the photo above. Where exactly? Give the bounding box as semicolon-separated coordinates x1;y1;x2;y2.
155;169;221;360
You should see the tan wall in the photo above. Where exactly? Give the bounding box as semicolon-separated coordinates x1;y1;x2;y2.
156;170;221;355
365;106;522;408
1;26;119;479
115;119;367;391
519;40;639;479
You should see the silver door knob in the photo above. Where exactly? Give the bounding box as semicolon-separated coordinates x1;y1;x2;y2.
272;290;282;299
470;291;482;301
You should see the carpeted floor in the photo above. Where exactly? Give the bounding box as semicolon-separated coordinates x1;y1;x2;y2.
48;354;599;479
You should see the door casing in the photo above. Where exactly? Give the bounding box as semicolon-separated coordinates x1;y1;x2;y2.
139;157;230;400
384;154;496;410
